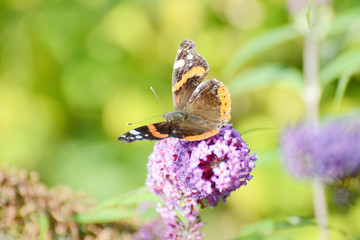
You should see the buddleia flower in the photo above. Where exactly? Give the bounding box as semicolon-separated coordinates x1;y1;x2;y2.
146;124;257;239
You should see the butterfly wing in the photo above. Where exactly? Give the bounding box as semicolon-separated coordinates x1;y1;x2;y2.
118;122;171;143
172;40;209;111
176;78;231;141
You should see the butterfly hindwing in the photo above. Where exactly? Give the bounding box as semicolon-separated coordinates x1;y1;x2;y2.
177;78;231;141
186;78;231;124
118;122;171;143
172;40;209;111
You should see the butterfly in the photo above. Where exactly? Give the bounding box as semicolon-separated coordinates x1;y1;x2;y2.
118;40;231;143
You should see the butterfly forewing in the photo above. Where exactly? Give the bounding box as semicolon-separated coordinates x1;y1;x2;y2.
118;122;171;143
172;40;209;110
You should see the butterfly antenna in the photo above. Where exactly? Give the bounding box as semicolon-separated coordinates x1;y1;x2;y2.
127;114;163;126
150;86;167;113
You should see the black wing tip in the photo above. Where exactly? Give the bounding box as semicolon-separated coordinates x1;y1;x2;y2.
118;135;133;143
118;132;151;143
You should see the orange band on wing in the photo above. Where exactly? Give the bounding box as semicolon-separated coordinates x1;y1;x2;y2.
182;128;219;141
217;83;231;122
147;124;169;138
172;66;206;92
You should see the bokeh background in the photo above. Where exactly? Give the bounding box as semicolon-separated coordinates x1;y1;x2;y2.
1;0;360;239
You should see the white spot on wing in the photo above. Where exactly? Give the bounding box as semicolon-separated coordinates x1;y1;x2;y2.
145;134;149;137
130;129;140;135
135;135;143;139
174;59;185;69
186;54;193;60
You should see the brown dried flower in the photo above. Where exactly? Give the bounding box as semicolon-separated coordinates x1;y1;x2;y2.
0;165;135;240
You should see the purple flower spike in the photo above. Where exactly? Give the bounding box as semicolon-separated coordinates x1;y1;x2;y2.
146;124;257;239
281;115;360;183
133;218;167;240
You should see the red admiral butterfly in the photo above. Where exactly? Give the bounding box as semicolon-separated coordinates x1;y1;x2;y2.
119;40;231;143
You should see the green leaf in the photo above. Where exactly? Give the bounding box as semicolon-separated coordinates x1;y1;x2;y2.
233;217;316;240
328;7;360;36
274;216;315;230
334;64;360;109
76;208;137;224
95;186;160;209
320;48;360;87
233;216;347;240
76;187;161;224
228;64;303;96
238;219;275;238
224;26;300;75
306;0;313;28
224;7;360;80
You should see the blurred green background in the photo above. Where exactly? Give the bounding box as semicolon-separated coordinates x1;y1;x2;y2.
1;0;360;239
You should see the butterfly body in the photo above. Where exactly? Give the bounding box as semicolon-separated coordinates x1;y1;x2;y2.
163;111;190;124
118;40;231;143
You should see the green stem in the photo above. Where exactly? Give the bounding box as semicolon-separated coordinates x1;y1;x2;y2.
311;177;330;240
302;4;329;240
